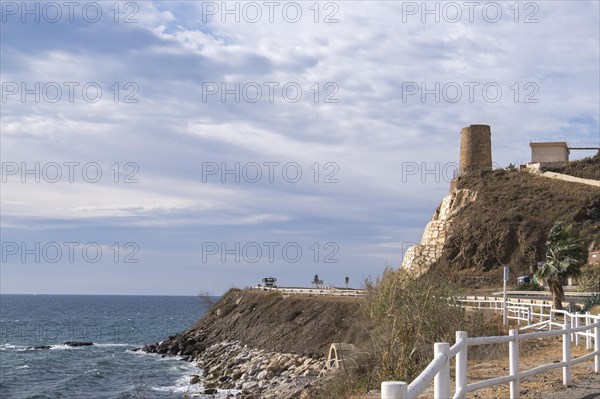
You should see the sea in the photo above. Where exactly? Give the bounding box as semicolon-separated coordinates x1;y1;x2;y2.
0;294;227;399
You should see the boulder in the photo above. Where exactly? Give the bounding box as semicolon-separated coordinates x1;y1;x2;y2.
63;342;93;347
26;345;51;350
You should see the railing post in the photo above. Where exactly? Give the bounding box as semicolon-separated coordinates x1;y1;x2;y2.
455;331;468;399
434;343;450;399
509;329;520;399
562;318;572;386
381;381;407;399
573;314;580;346
540;303;544;322
585;312;591;350
541;303;545;322
549;311;554;331
503;285;508;326
595;320;600;373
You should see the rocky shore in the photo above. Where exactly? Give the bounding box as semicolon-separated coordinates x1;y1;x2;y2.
143;289;365;398
143;338;327;398
190;341;325;398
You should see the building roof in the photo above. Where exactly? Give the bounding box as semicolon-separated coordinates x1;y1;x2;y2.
530;141;569;149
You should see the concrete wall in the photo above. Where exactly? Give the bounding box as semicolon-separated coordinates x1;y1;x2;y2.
459;125;492;175
530;142;569;167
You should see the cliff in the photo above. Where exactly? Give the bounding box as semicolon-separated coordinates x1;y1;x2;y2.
145;289;365;358
144;289;367;397
401;189;478;274
403;165;600;287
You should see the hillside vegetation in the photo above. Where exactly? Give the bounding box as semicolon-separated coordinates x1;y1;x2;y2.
429;166;599;287
549;153;599;180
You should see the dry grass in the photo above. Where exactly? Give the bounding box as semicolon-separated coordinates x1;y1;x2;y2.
362;269;465;382
550;154;600;181
313;274;516;399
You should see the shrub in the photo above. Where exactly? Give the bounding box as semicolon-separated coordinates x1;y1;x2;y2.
361;268;464;383
583;293;600;313
317;270;512;398
578;262;600;292
567;302;582;313
515;282;543;291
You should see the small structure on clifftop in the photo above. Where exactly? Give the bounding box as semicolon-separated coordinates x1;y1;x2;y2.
529;141;570;168
528;141;599;170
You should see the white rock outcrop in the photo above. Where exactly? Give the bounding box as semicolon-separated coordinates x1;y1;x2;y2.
401;189;477;274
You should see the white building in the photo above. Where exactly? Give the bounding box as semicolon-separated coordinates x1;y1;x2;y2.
530;141;570;168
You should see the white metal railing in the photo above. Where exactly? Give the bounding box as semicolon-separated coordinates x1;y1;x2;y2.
381;311;600;399
491;291;598;297
458;295;557;326
253;285;366;298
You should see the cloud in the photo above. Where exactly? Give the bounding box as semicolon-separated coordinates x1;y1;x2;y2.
1;0;598;294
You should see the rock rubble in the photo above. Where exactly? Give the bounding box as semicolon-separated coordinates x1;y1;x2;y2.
191;341;325;398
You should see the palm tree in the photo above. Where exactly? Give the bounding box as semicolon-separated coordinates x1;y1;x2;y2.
536;222;586;310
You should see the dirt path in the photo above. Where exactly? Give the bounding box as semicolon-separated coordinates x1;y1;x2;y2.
460;335;598;399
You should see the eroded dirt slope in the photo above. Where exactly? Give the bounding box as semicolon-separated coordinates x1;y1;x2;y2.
144;289;367;359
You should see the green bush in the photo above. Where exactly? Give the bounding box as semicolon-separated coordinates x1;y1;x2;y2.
515;282;543;291
583;293;600;312
567;302;582;313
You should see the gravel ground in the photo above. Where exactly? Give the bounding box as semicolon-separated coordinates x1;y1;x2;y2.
541;372;600;399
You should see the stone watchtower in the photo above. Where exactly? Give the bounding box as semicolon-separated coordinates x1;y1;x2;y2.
459;124;492;175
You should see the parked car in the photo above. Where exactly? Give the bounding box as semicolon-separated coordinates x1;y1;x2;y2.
262;277;277;288
517;275;531;285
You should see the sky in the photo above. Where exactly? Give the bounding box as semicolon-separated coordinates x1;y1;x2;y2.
1;0;599;295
